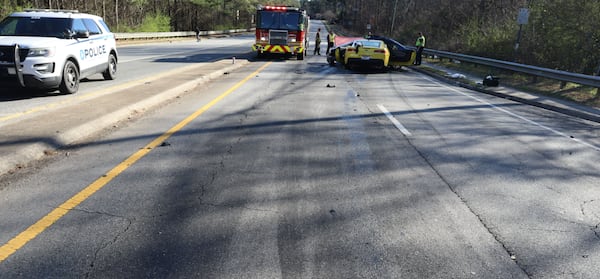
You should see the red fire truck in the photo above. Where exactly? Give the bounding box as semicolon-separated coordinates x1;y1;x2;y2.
252;5;309;60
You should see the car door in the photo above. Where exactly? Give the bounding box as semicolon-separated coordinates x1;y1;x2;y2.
82;18;108;75
384;39;413;63
71;18;95;74
368;36;410;63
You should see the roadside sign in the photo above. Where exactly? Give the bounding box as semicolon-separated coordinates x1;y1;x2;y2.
517;8;529;25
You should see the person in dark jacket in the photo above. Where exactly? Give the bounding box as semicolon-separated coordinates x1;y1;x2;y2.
314;28;321;55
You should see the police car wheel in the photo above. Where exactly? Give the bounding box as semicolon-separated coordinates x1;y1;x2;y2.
102;53;117;80
59;60;79;94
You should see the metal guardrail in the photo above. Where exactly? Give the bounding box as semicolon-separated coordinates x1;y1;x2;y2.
423;49;600;89
113;30;600;89
114;28;254;40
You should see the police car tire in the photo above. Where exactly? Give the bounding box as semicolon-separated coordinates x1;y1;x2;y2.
59;60;79;95
102;53;117;80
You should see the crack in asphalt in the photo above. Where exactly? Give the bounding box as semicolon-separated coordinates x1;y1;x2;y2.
62;207;133;279
357;74;533;277
593;223;600;240
197;163;219;204
580;200;600;240
581;200;599;219
408;142;532;277
194;110;281;215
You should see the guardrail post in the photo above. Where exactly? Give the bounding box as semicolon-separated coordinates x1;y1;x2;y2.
595;64;600;95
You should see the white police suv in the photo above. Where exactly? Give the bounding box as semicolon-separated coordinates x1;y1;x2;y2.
0;9;117;94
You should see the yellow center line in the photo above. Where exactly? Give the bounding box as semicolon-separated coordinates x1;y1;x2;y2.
0;62;272;263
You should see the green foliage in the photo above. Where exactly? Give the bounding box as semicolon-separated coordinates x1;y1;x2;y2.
0;1;34;18
305;0;600;75
136;12;171;32
261;0;300;7
130;0;148;5
456;19;515;61
521;0;600;74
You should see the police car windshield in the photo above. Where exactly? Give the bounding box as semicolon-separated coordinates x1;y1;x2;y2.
0;16;73;38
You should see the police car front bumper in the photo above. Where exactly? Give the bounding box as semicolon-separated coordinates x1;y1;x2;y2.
0;65;61;90
0;44;65;91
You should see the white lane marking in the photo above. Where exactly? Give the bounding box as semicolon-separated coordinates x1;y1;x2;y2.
377;104;412;136
420;75;600;152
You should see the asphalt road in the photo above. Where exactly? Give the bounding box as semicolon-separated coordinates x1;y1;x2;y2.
1;21;600;278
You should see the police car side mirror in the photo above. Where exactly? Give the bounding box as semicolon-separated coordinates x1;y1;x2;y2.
63;29;75;39
75;31;90;39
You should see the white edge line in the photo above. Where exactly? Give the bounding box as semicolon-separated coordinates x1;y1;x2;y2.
377;104;412;136
420;75;600;152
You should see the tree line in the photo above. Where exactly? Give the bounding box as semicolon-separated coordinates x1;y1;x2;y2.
2;0;598;75
1;0;296;32
304;0;600;76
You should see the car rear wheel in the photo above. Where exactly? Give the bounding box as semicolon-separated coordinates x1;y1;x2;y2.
327;55;335;66
102;53;117;80
59;60;79;94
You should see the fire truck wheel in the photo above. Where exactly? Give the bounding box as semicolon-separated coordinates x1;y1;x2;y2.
297;52;304;60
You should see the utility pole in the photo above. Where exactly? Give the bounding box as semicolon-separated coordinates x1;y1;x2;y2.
115;0;119;32
390;0;398;35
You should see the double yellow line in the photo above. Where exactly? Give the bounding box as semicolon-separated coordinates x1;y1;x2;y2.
0;62;272;263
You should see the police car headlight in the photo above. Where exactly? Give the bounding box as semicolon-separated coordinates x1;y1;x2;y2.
28;47;56;57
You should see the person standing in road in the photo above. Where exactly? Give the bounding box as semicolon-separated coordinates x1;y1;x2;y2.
196;26;201;42
326;30;336;55
314;28;322;55
414;32;425;65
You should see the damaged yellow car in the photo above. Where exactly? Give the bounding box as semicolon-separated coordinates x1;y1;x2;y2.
328;39;389;70
327;35;416;71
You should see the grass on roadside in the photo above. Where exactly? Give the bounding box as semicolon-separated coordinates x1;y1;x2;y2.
423;58;600;108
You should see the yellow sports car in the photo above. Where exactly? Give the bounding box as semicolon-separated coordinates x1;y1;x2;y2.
327;39;389;70
327;35;416;70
